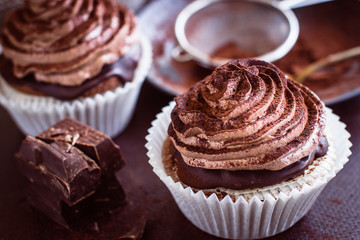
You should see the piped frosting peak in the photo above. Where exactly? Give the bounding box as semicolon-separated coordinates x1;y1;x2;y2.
168;59;326;171
0;0;137;86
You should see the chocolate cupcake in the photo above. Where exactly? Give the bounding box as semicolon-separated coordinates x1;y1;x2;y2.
146;59;351;239
0;0;152;137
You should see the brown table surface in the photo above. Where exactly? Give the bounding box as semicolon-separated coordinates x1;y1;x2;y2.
0;1;360;240
0;80;359;239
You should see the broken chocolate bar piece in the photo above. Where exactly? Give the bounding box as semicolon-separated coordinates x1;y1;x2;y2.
14;118;127;228
26;176;126;229
16;136;101;205
37;118;125;175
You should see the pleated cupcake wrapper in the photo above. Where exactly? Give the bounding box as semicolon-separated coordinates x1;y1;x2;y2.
0;36;152;138
146;102;352;239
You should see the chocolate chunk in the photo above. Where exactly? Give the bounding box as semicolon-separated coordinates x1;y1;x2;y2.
16;136;101;205
118;216;147;240
37;118;125;175
15;118;127;228
26;176;126;229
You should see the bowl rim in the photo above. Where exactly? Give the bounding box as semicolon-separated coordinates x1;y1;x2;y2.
174;0;300;67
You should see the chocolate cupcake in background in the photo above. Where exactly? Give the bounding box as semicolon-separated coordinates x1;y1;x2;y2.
0;0;152;137
146;59;351;239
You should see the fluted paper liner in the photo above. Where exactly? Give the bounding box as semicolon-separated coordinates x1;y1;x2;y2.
146;102;351;239
0;36;152;137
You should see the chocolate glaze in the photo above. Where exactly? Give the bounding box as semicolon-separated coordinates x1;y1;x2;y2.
172;137;328;190
0;45;140;100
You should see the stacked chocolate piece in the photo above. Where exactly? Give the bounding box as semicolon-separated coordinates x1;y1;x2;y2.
15;118;126;228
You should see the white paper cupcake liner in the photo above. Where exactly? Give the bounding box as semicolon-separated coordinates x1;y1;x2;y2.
0;36;152;138
146;102;352;239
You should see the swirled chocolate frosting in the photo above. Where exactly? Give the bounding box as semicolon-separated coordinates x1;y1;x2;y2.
168;59;326;171
0;0;137;86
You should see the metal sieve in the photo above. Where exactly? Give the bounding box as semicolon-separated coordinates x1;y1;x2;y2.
172;0;331;68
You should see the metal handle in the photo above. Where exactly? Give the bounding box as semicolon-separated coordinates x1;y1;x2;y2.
171;45;193;62
278;0;332;10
